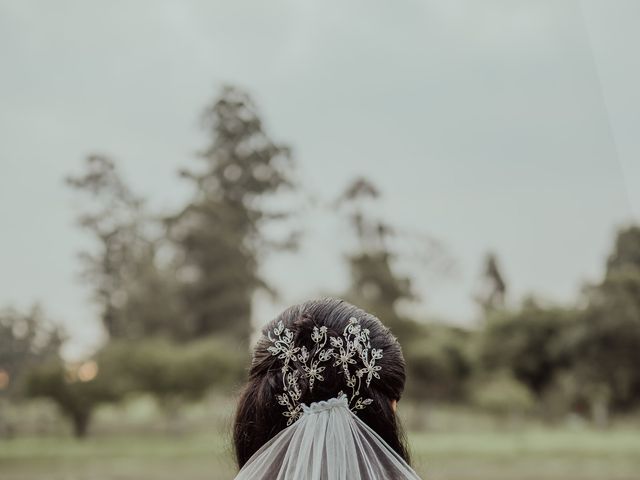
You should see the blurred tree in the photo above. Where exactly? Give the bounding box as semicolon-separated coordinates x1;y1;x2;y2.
566;227;640;420
580;270;640;408
0;306;63;398
168;85;297;343
477;299;574;398
24;355;126;438
25;337;245;438
475;252;507;314
0;306;63;437
337;177;419;342
404;323;472;402
66;156;187;339
606;225;640;274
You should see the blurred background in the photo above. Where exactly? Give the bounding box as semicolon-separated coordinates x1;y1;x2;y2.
1;1;640;479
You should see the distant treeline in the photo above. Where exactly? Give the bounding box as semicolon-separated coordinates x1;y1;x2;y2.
1;85;639;437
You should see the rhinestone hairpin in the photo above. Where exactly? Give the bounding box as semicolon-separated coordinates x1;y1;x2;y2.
267;316;383;425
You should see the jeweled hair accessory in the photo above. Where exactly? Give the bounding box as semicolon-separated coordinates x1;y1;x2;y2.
267;316;383;425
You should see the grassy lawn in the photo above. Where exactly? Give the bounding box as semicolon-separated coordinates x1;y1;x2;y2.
1;428;639;480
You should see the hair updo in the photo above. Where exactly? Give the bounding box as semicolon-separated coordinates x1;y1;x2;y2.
233;297;410;467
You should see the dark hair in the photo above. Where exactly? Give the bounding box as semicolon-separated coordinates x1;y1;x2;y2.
233;297;410;467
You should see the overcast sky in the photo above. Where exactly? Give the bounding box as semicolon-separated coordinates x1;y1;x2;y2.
1;0;638;357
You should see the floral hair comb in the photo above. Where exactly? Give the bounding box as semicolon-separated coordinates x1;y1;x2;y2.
266;316;383;425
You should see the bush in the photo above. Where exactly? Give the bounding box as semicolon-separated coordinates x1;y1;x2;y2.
471;372;535;417
117;336;247;402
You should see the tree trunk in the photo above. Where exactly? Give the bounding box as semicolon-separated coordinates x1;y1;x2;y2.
588;384;611;429
71;411;91;438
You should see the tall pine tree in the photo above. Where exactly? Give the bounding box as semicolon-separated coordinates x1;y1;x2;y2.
168;86;296;343
337;178;418;342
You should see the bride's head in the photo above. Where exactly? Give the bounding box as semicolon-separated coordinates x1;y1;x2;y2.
233;297;410;467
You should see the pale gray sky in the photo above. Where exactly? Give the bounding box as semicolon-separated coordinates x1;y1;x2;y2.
1;0;638;357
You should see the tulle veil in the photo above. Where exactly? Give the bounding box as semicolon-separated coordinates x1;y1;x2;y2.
233;395;422;480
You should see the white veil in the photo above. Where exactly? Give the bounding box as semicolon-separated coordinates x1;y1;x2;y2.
233;395;423;480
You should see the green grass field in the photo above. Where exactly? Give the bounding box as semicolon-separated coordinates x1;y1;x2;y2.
2;428;640;480
1;398;639;480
